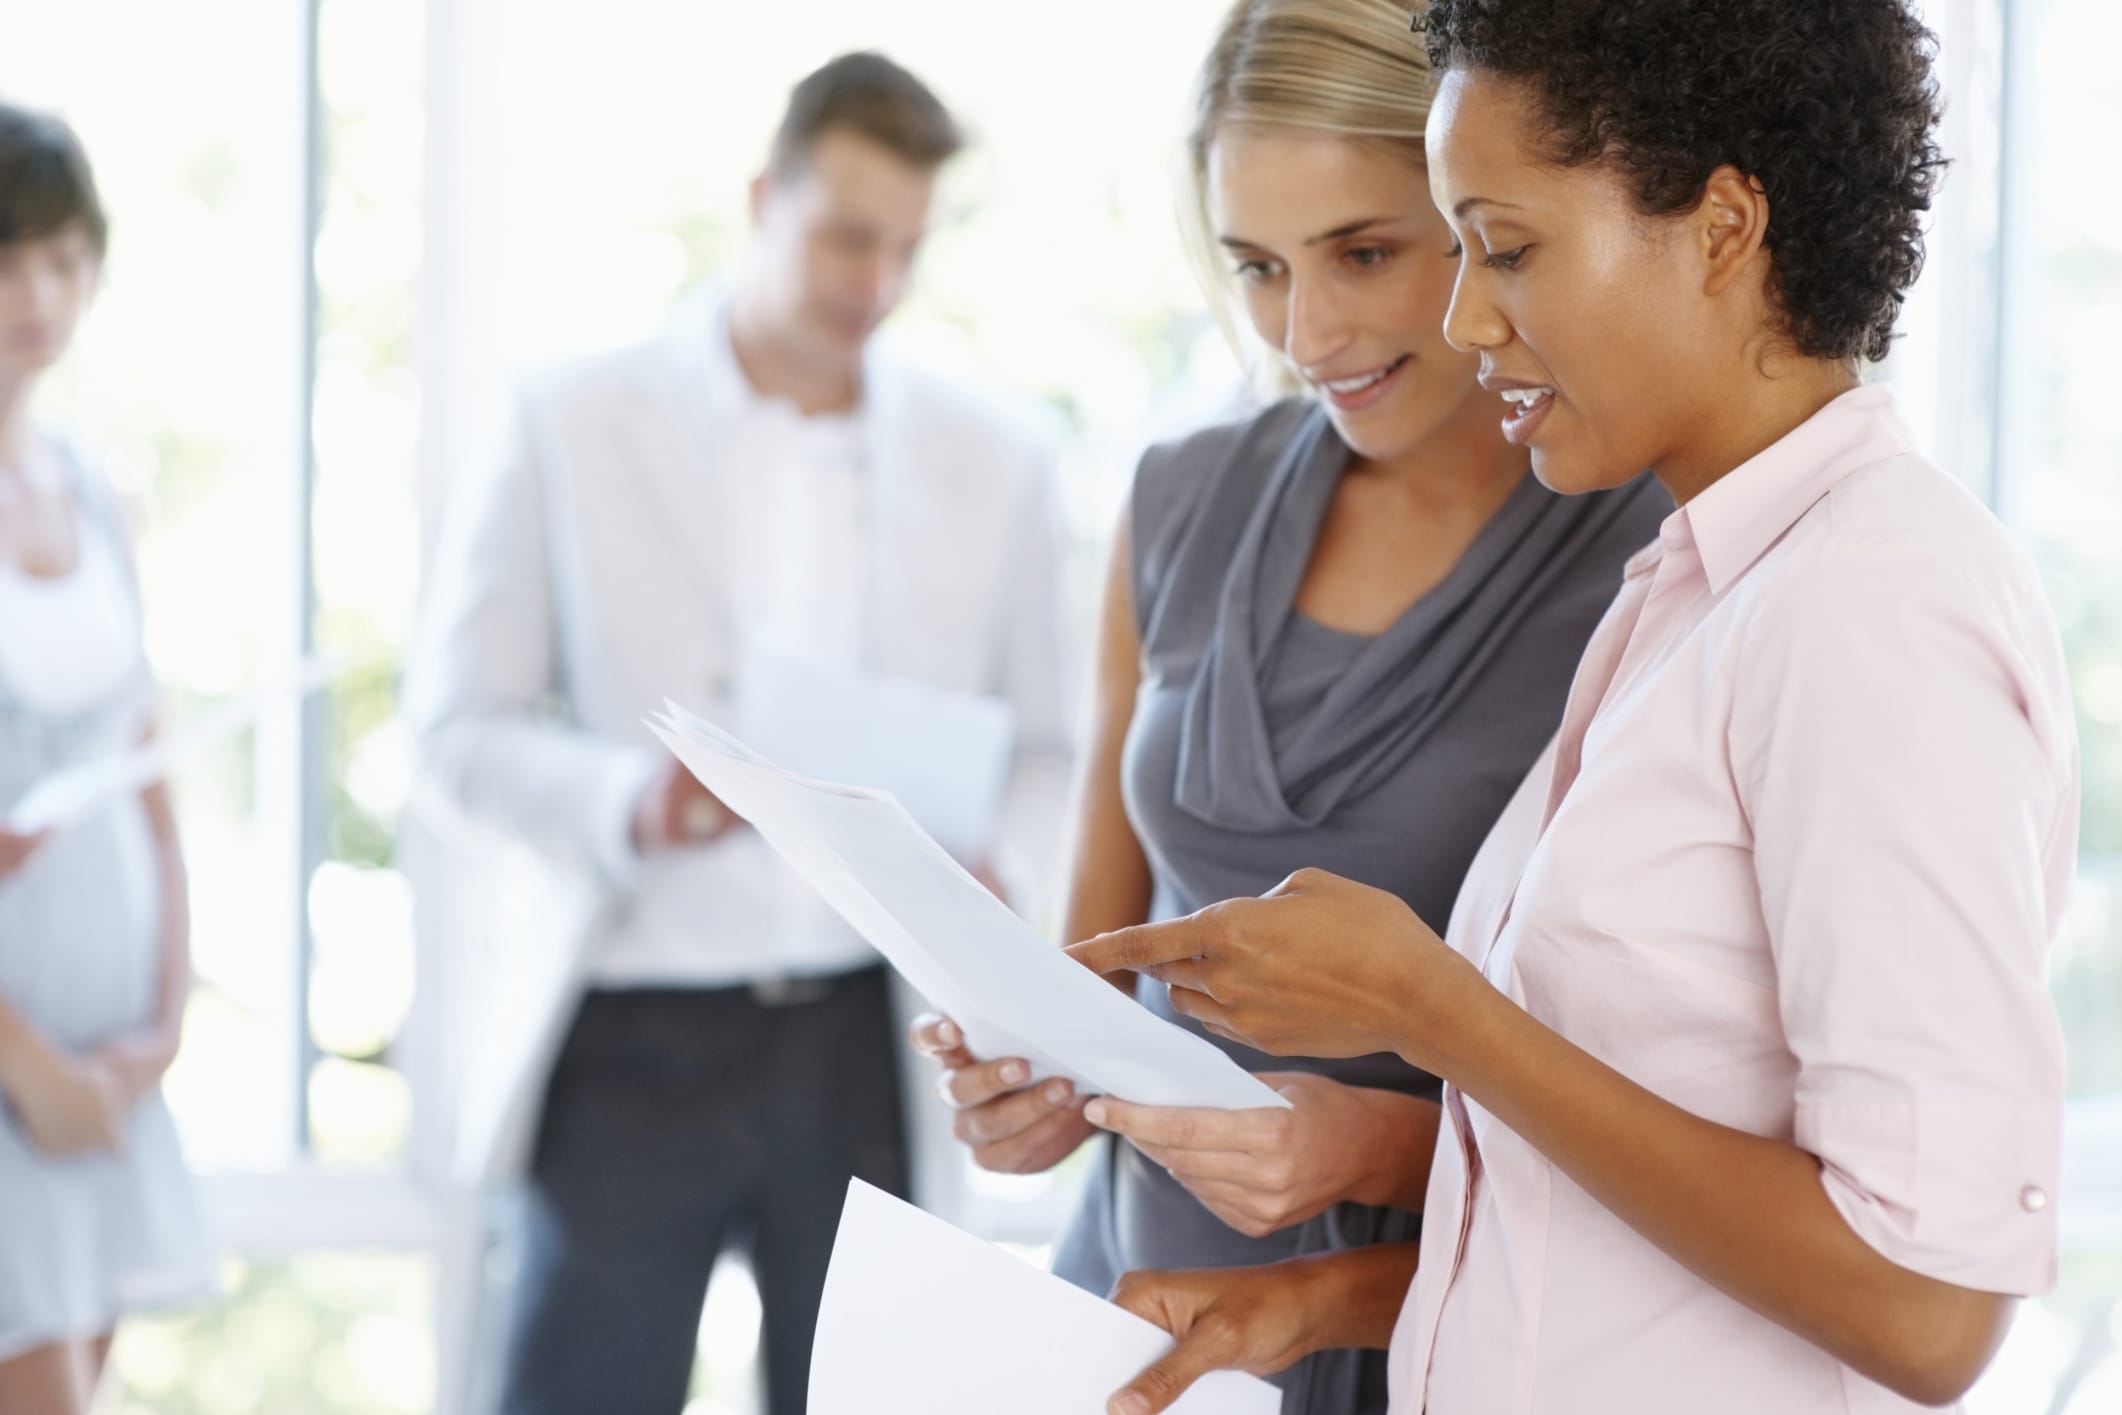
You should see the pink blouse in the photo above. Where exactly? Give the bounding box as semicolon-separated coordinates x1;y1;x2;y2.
1392;386;2077;1414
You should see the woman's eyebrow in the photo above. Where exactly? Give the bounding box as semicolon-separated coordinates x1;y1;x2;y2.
1304;216;1399;245
1218;216;1405;253
1451;196;1522;218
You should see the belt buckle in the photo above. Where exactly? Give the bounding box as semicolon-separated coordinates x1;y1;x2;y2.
750;974;831;1007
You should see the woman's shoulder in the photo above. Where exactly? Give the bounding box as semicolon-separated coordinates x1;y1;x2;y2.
42;430;133;536
1134;397;1318;502
1127;397;1321;629
1130;398;1319;582
37;424;117;495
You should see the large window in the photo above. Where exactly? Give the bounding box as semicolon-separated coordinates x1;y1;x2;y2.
2;0;429;1177
3;0;313;1179
1966;0;2122;1410
1;1;439;1409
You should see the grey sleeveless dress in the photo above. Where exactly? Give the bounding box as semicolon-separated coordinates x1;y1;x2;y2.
1051;401;1668;1414
0;440;214;1359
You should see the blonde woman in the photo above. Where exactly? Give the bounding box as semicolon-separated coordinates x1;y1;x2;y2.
909;3;1664;1410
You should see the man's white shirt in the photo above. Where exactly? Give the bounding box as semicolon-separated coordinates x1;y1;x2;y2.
408;286;1073;992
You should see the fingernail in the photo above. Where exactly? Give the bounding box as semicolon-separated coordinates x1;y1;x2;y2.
1113;1395;1150;1415
1084;1099;1109;1126
1044;1080;1072;1105
1000;1060;1029;1085
938;1021;960;1048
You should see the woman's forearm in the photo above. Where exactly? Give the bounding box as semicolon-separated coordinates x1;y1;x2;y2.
0;990;53;1098
1425;982;2011;1404
1060;791;1153;999
1289;1242;1422;1354
135;775;190;1052
1062;511;1155;994
1346;1090;1441;1212
0;992;32;1084
81;779;192;1106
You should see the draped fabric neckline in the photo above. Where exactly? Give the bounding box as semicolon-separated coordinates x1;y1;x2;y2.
1171;407;1583;833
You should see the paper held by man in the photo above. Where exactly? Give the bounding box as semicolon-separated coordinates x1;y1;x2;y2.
646;699;1287;1112
810;1179;1280;1415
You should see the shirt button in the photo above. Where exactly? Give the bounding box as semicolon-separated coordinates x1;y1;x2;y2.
2020;1185;2049;1213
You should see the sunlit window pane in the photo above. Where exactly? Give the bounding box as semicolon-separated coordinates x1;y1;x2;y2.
308;0;427;1164
0;0;311;1173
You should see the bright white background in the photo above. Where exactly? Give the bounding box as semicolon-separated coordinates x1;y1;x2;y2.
0;1;2115;1411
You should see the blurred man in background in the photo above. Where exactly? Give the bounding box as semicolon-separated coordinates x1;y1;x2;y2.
407;52;1070;1415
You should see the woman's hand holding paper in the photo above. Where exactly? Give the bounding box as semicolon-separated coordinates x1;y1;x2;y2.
1085;1073;1438;1237
908;1012;1095;1174
1103;1244;1420;1415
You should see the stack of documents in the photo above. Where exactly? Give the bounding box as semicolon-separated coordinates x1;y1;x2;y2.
812;1180;1281;1415
648;702;1286;1111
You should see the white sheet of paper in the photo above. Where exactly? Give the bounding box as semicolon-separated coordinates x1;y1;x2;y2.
649;702;1286;1111
6;658;340;834
733;633;1014;863
811;1180;1282;1415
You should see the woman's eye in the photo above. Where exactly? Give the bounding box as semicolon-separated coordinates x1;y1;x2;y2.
1234;260;1279;283
1483;245;1531;271
1345;245;1392;269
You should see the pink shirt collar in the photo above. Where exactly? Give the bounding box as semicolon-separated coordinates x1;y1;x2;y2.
1636;384;1921;595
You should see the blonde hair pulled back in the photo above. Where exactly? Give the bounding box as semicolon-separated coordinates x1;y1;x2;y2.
1182;0;1439;382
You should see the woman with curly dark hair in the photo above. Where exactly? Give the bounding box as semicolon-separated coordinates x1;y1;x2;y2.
1070;4;2074;1413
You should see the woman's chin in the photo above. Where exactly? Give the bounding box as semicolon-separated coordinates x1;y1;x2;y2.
1324;399;1428;465
1528;445;1633;499
2;342;67;379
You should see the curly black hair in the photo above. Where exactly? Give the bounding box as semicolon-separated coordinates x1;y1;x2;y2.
1419;0;1944;364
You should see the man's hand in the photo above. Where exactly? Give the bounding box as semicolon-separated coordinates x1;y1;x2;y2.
632;755;742;854
0;825;48;883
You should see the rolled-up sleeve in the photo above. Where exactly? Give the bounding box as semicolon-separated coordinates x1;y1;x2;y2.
1730;535;2074;1295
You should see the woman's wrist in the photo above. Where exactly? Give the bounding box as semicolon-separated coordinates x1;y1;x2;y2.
124;1023;180;1063
1343;1088;1439;1211
0;1004;47;1096
1366;896;1460;1065
1386;933;1509;1086
98;1024;180;1082
1284;1244;1422;1355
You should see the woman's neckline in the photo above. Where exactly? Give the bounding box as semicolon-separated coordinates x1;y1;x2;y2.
0;439;87;584
1288;606;1378;644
